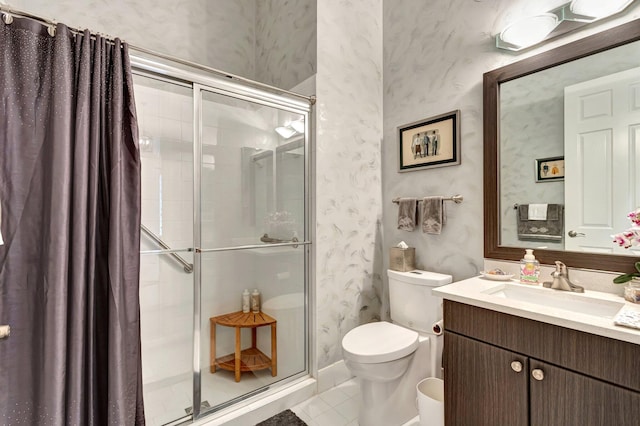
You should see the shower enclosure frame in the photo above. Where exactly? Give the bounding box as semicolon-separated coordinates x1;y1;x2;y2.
132;55;314;424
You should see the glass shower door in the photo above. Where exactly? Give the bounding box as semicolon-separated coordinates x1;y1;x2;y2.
195;87;309;417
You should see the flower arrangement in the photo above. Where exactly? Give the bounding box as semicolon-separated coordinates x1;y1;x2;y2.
611;208;640;284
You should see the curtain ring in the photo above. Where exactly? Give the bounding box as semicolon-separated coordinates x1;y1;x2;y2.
2;13;14;25
47;24;56;37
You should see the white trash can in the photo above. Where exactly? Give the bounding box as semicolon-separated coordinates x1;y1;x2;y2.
416;377;444;426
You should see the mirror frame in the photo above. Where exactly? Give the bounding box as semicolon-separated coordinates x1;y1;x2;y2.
484;18;640;273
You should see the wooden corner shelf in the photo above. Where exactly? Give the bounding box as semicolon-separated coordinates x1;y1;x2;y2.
209;311;277;382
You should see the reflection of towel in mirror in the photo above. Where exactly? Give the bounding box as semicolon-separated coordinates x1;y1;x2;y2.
421;196;446;234
517;204;563;241
527;204;548;220
397;198;417;231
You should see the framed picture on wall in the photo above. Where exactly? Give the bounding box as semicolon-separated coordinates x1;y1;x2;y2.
398;110;461;172
535;156;564;182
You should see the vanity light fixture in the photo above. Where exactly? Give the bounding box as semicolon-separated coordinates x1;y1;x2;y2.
496;0;637;51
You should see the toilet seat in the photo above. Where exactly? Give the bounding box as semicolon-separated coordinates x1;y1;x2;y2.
342;321;419;364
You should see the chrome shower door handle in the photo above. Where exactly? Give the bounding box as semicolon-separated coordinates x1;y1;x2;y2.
568;230;586;238
0;325;10;339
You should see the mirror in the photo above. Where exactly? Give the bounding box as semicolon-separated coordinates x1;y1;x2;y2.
484;18;640;273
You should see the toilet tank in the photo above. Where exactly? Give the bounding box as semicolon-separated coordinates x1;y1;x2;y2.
388;269;452;333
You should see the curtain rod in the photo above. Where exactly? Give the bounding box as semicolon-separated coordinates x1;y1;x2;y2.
0;6;315;104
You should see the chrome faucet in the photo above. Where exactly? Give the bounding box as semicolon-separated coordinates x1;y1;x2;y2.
543;261;584;293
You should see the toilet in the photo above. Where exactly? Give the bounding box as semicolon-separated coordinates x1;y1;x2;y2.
342;269;452;426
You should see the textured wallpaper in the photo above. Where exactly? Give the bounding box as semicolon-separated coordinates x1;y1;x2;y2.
315;0;383;368
256;0;316;90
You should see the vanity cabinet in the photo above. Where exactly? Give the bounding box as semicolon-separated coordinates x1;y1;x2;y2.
443;300;640;426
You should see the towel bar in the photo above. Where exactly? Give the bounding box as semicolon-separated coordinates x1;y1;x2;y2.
392;194;463;204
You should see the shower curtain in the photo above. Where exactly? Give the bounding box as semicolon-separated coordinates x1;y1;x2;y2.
0;16;144;425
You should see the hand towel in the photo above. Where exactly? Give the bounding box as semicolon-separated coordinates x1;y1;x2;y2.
421;196;446;234
528;204;548;220
614;306;640;330
397;198;417;231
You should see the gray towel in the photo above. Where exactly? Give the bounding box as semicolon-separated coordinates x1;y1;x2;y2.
397;198;417;231
421;196;446;234
517;204;564;241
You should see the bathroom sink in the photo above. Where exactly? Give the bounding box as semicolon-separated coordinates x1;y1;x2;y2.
482;283;625;319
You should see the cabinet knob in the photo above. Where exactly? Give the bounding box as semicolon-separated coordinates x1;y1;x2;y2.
531;368;545;381
510;361;523;373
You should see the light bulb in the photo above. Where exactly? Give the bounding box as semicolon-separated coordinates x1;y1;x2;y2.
570;0;634;18
499;13;559;49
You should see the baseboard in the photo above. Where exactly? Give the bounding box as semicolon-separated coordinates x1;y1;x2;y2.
317;360;353;393
194;377;316;426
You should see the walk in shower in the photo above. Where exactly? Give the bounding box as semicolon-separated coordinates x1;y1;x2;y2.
132;56;312;425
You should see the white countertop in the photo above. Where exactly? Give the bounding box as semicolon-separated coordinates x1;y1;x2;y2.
433;276;640;346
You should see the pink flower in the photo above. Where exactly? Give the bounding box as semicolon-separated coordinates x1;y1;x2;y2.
612;208;640;249
629;209;640;226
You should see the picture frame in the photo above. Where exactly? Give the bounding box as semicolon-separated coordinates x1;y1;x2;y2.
535;156;564;182
398;110;460;172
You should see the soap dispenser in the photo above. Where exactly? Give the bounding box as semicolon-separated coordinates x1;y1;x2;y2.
520;249;540;284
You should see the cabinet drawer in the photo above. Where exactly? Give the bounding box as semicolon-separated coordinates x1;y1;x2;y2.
444;300;640;392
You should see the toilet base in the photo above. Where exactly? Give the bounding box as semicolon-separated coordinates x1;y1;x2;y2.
356;335;434;426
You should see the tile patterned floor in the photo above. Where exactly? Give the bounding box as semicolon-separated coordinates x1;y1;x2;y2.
290;379;421;426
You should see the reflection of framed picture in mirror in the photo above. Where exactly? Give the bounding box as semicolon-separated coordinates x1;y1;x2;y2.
398;110;460;172
535;156;564;182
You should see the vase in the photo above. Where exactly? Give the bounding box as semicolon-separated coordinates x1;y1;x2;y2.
623;278;640;303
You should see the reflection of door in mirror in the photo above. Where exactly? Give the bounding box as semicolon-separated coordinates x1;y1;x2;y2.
564;67;640;255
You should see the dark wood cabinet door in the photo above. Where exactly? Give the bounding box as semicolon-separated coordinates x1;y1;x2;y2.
530;359;640;426
444;332;528;426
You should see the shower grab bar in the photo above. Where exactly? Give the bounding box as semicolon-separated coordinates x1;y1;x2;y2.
140;224;194;273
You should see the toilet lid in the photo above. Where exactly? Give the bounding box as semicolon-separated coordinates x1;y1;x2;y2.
342;321;419;364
